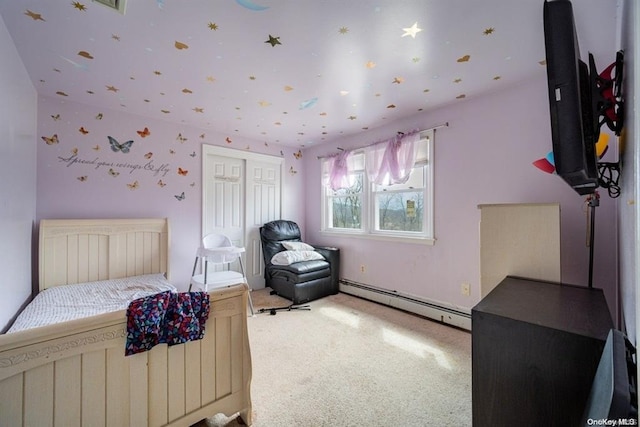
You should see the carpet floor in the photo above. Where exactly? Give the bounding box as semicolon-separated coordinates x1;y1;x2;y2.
197;288;472;427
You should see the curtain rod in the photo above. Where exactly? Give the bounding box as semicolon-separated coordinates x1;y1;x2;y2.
316;122;449;160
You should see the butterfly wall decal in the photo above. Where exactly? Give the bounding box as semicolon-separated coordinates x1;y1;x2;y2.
176;133;187;143
127;180;139;190
79;127;89;135
41;134;59;145
77;176;88;182
293;150;302;159
178;167;188;176
144;152;153;159
108;136;134;153
174;192;185;201
137;127;150;138
157;180;167;187
108;168;119;177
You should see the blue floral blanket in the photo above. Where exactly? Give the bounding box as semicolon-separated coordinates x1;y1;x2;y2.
125;291;210;356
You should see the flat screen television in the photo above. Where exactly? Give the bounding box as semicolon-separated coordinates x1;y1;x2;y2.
543;0;599;195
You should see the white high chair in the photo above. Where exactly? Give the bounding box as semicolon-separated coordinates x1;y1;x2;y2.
189;233;255;316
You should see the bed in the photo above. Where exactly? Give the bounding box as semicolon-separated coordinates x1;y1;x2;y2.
0;218;253;426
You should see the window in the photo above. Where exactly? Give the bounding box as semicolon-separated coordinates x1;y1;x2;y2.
321;130;434;243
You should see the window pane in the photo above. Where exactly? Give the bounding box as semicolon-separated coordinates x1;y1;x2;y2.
330;196;361;228
328;173;363;196
376;191;423;232
374;166;425;192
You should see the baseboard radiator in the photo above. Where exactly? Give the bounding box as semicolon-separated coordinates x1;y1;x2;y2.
339;279;471;331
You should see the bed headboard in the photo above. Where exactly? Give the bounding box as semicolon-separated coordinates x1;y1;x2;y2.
38;218;170;291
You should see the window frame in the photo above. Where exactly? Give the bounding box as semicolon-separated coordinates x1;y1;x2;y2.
320;130;435;245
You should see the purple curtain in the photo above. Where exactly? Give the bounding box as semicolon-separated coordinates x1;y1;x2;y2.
366;131;420;185
323;130;420;190
325;150;353;191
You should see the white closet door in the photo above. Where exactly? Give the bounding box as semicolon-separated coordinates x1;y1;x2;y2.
245;159;281;290
202;145;282;290
203;155;244;244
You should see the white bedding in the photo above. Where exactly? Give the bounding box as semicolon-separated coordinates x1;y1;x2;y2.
7;273;176;333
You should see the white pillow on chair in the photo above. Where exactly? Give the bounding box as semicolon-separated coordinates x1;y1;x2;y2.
282;241;315;251
271;250;325;265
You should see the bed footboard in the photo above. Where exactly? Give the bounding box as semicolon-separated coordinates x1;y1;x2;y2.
0;284;252;427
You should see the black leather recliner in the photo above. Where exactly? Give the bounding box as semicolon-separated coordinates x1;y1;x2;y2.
259;220;340;304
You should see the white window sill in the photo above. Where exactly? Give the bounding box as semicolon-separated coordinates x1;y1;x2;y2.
319;230;435;245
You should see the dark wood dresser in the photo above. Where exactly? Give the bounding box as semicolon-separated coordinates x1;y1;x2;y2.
472;276;613;426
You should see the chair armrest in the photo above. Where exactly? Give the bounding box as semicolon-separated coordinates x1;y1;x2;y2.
313;246;340;290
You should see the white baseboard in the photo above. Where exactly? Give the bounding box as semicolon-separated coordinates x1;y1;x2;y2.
339;279;471;331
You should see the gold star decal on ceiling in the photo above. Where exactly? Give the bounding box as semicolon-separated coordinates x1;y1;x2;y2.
402;22;422;38
365;61;376;69
206;76;216;82
348;116;357;120
284;85;294;91
483;27;495;35
208;22;219;30
193;107;204;113
106;85;119;92
72;2;87;11
258;100;271;107
454;78;462;83
392;77;405;84
24;10;45;21
339;27;349;34
265;35;281;47
493;76;501;80
112;34;120;41
154;70;162;75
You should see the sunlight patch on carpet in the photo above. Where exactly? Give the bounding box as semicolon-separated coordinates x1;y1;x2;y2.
382;328;452;370
319;306;360;328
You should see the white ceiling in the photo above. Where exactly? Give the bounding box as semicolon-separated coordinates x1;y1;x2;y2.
0;0;619;147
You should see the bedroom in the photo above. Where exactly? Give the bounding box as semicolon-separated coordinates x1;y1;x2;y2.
0;0;638;424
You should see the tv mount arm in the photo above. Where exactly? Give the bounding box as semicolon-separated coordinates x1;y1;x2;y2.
592;50;625;137
591;50;624;199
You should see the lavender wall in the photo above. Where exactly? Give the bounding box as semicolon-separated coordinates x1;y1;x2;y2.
36;96;305;290
0;16;38;331
303;73;619;316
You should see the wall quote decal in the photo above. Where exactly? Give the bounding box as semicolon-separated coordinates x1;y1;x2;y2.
58;154;172;177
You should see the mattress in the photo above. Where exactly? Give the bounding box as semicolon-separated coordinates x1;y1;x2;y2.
7;273;177;333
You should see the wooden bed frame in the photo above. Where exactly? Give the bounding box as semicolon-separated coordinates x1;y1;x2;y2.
0;218;253;426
